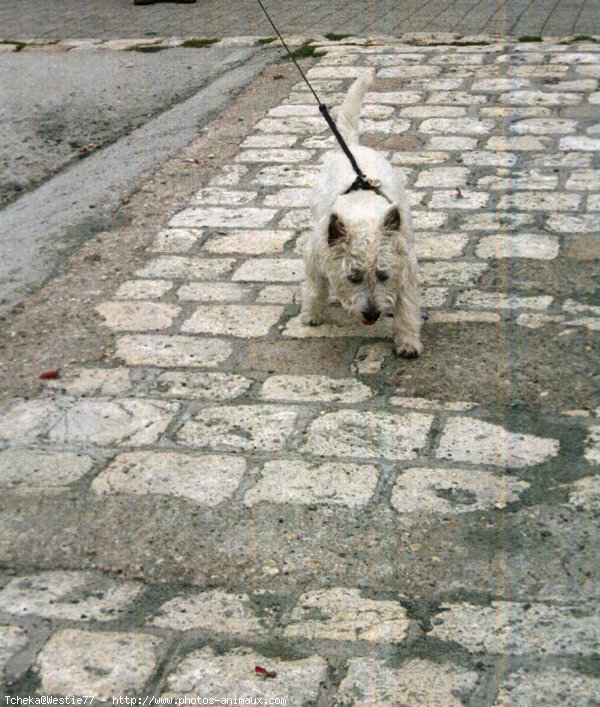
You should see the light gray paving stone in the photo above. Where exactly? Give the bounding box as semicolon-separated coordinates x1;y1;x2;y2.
177;405;298;453
352;342;393;375
151;228;200;253
260;375;373;403
151;591;267;634
566;169;600;191
181;305;284;337
419;262;488;287
564;475;600;512
392;151;450;165
304;409;432;460
471;78;530;91
0;626;28;674
0;398;177;446
505;65;569;78
546;213;600;233
232;258;304;283
477;172;558;190
92;452;245;505
460;212;534;230
115;335;232;368
560;136;600;150
364;91;422;104
431;602;597;655
493;668;600;707
429;191;489;209
37;629;161;699
588;194;600;210
176;282;250;302
427;311;500;324
389;397;477;411
170;206;277;228
414;168;470;188
391;467;529;515
577;65;600;78
257;285;299;304
437;416;559;468
417;234;469;259
203;229;294;254
427;91;487;105
551;52;599;64
515;313;565;329
47;367;132;396
497;192;581;212
431;52;485;65
479;105;552;117
0;448;93;492
307;65;372;79
485;136;549;150
360;118;411;134
278;209;311;229
285;588;412;642
532;152;592;168
461;151;517;167
191;187;257;205
244;459;379;508
96;301;180;331
253;164;319;187
583;426;600;466
163;647;327;704
476;234;559;260
209;164;248;186
136;256;235;280
115;280;173;300
241;133;297;148
0;571;141;620
419;118;495;134
264;188;312;207
427;136;478;150
455;291;553;310
153;371;252;400
253;117;327;134
333;658;478;707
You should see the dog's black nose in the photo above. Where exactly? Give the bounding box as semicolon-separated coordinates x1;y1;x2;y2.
362;308;381;324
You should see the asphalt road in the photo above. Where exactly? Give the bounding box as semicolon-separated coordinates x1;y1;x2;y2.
0;45;277;315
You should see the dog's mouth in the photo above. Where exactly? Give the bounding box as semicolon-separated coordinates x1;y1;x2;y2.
362;319;378;326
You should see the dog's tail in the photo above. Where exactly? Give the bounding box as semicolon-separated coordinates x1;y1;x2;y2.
336;70;373;146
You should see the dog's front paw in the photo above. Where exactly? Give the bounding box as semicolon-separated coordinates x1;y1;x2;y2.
395;339;423;359
301;311;325;326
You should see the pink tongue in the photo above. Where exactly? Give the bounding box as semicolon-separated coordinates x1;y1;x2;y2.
362;320;377;326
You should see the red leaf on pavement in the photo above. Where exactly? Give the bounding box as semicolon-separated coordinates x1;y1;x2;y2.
255;665;277;678
39;370;59;380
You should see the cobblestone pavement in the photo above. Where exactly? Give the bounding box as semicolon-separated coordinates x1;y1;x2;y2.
0;0;598;41
1;36;599;704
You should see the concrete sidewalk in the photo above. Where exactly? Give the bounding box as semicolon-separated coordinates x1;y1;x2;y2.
1;35;599;704
1;0;598;41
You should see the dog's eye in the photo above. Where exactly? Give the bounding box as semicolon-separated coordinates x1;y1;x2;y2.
348;271;364;284
376;270;389;282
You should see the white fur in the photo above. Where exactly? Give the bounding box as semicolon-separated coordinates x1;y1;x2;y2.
301;72;423;357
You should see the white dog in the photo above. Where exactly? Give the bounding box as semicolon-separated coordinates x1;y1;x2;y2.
300;72;423;358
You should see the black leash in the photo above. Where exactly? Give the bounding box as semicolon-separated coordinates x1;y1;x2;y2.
255;0;382;196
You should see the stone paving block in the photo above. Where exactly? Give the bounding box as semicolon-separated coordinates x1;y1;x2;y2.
191;187;257;205
278;209;311;229
115;335;232;368
260;374;373;403
136;255;235;280
485;135;549;150
460;212;534;230
245;459;379;508
461;151;517;166
471;77;530;91
241;133;298;148
391;467;529;515
0;571;141;621
253;164;319;187
0;398;177;446
497;192;581;212
96;301;180;331
493;668;600;707
47;367;132;396
304;409;432;460
419;262;488;286
427;311;500;324
584;425;600;466
437;416;560;468
285;588;412;642
209;163;248;186
547;213;600;233
115;279;174;300
431;601;597;655
151;228;200;253
559;136;600;150
455;291;553;310
412;212;448;230
153;371;252;400
176;282;250;302
181;305;284;337
333;658;478;707
414;167;470;188
163;647;327;703
37;629;162;699
232;258;304;282
177;405;298;453
92;451;245;505
151;590;267;634
0;448;93;492
203;229;294;255
427;91;487;105
0;626;28;674
364;91;422;104
392;151;451;165
419;117;495;134
170;206;277;228
564;475;600;512
565;169;600;190
475;234;559;260
510;117;577;134
427;136;477;151
478;172;558;190
257;284;299;304
236;147;316;163
429;191;489;209
352;342;393;374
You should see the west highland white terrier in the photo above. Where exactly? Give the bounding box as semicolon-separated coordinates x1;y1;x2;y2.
300;72;423;358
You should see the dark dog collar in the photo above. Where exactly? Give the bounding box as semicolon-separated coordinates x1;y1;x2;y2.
343;175;393;204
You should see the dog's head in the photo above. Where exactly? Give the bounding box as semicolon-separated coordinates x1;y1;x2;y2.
322;196;409;326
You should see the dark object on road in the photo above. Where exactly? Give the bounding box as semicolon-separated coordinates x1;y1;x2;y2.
255;665;277;679
38;370;60;380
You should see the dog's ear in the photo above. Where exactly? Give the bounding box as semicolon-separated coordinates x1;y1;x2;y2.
383;205;401;232
328;213;347;246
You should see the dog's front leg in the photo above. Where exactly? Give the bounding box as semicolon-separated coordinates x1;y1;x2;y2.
300;264;329;326
392;263;423;358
